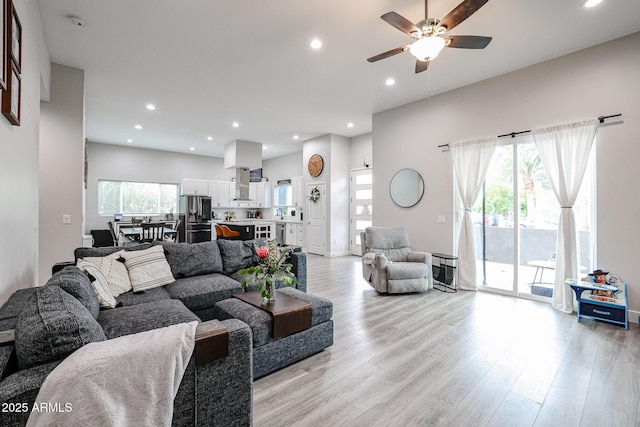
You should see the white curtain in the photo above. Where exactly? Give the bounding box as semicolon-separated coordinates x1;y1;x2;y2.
451;137;497;290
532;119;598;313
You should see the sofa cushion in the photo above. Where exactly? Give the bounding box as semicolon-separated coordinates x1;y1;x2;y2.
0;288;38;321
14;286;107;369
79;252;132;297
386;262;429;280
164;273;243;312
120;245;175;292
76;259;117;309
217;240;259;275
97;299;200;339
215;287;332;347
154;241;223;278
115;287;172;307
74;243;152;261
45;266;100;320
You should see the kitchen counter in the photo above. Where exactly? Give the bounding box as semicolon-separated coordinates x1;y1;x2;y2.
216;219;275;226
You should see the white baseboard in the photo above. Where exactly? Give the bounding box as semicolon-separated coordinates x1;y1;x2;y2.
328;250;351;257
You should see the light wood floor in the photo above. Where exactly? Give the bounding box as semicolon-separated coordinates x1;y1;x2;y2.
253;255;639;427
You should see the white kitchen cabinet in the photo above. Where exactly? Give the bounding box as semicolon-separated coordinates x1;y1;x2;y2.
285;223;297;246
209;180;231;207
285;222;305;247
296;223;304;248
291;176;302;208
250;182;271;208
181;179;210;196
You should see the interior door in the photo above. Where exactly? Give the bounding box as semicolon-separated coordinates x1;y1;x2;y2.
306;182;326;255
350;168;373;255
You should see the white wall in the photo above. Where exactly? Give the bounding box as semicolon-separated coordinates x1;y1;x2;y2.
39;64;85;283
373;32;640;312
0;0;49;304
262;151;303;183
350;133;372;170
330;134;350;256
85;142;232;231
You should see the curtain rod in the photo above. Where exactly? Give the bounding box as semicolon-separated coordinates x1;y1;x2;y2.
438;113;622;149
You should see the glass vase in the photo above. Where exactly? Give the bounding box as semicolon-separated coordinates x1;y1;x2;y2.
262;280;276;303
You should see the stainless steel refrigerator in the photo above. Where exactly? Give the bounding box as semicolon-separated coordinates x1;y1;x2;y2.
178;195;212;243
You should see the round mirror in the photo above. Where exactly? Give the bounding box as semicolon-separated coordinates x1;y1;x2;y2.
390;169;424;208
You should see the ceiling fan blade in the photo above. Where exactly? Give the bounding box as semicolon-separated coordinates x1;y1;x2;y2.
415;59;429;74
437;0;489;32
367;46;409;63
381;12;419;36
446;35;492;49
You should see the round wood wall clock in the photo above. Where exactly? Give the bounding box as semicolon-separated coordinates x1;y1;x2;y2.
308;154;324;177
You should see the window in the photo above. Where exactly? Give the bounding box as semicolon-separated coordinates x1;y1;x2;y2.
98;180;178;216
469;136;595;298
273;184;292;207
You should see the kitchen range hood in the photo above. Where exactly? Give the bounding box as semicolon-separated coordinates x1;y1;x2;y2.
234;168;251;201
224;140;262;201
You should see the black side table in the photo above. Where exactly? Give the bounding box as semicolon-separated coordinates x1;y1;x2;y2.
432;253;458;293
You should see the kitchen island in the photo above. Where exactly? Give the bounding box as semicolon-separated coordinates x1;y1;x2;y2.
214;220;275;240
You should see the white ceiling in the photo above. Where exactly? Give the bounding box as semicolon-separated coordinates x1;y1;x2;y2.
37;0;640;159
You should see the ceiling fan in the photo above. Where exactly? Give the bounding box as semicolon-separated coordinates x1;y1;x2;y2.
367;0;492;73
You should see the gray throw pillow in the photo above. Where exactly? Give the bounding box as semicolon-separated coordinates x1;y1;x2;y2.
154;241;223;278
217;240;259;275
14;286;107;370
45;266;100;319
73;243;153;262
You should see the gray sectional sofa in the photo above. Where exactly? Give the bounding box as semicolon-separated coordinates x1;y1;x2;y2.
0;239;308;426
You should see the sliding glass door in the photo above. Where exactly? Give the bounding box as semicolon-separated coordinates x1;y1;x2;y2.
472;137;594;298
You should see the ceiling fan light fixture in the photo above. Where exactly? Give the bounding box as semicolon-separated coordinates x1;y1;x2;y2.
409;36;445;61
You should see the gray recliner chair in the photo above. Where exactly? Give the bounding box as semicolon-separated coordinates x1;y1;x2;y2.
360;226;433;293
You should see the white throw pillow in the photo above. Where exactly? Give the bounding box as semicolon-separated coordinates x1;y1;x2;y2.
121;245;174;292
81;251;132;297
76;259;117;308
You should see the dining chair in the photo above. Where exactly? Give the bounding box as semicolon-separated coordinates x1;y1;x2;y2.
140;222;167;243
107;221;119;246
220;225;241;240
169;219;181;242
214;224;223;239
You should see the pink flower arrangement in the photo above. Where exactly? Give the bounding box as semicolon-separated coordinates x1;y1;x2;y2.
256;246;270;259
238;240;298;302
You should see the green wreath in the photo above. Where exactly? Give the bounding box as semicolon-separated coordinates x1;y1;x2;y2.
309;186;320;203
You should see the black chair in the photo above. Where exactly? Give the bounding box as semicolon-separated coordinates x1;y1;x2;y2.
140;223;167;243
90;229;114;248
170;220;181;243
107;221;119;246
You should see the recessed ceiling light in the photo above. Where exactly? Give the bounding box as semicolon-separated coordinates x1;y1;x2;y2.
126;139;133;143
583;0;603;7
310;39;322;49
134;124;142;130
263;146;267;150
232;122;240;128
385;78;396;86
347;122;354;128
189;147;195;151
146;104;156;111
207;136;213;141
293;135;299;140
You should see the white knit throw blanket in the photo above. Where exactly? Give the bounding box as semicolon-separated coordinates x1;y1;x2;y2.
27;321;198;427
